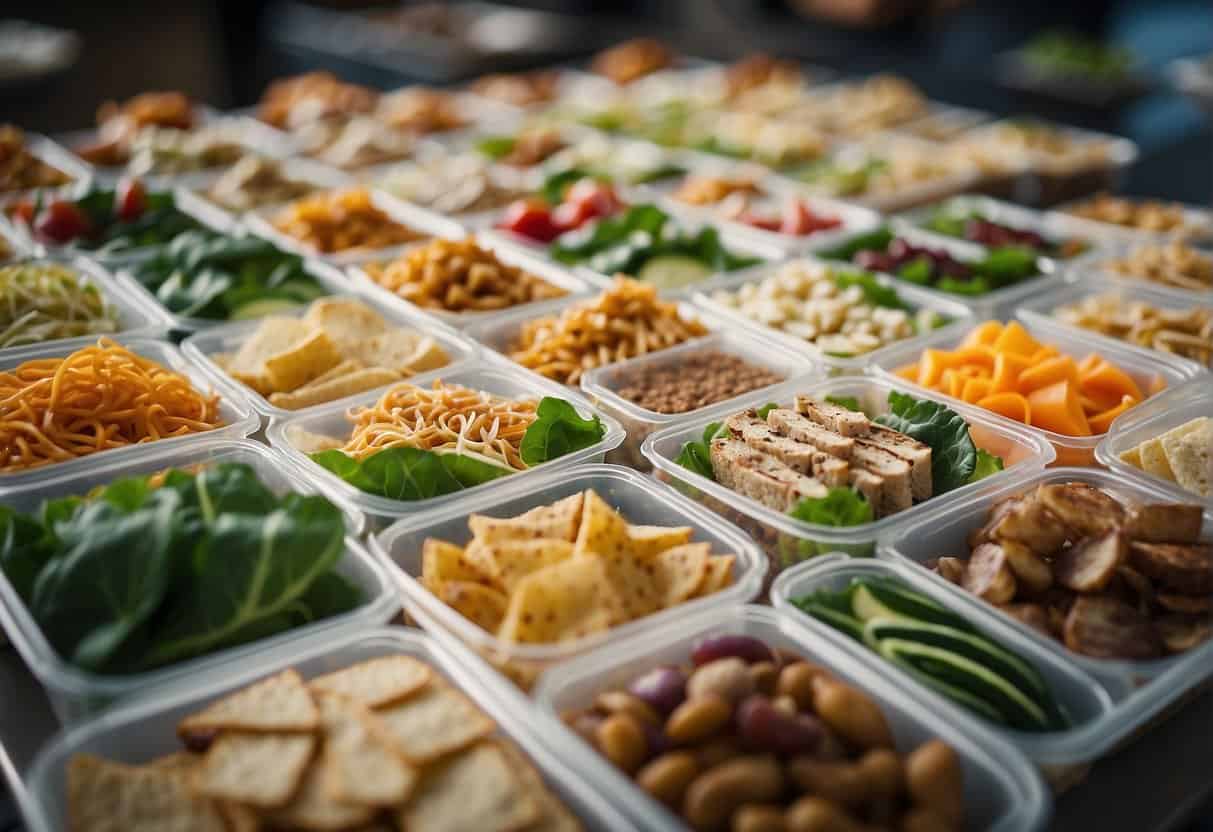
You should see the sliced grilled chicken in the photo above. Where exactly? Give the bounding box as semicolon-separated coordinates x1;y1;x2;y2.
850;443;913;515
810;452;850;488
991;493;1070;555
710;437;828;512
766;408;855;460
863;424;933;502
795;395;871;437
848;468;885;516
724;410;818;473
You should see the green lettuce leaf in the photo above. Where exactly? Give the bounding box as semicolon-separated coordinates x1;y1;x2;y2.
875;392;978;494
311;447;513;501
968;449;1005;484
788;488;874;527
825;395;862;412
832;269;911;311
519;397;606;465
675;421;726;480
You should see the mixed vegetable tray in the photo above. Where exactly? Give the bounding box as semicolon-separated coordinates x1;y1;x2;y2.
0;39;1211;832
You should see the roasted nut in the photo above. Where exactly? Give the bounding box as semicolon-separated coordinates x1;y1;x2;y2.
733;804;787;832
688;658;757;703
683;756;784;832
900;807;959;832
786;757;868;806
696;737;745;769
748;661;780;696
565;710;604;745
595;690;662;726
668;695;734;744
905;740;964;825
811;677;894;750
859;748;904;800
596;713;649;773
637;751;700;807
629;666;689;715
776;662;822;711
785;796;869;832
736;695;823;755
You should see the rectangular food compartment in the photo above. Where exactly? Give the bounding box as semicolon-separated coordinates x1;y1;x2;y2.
23;627;634;832
348;233;596;331
1061;238;1213;304
897;195;1102;261
642;375;1054;579
0;438;395;722
370;464;766;690
2;131;92;199
181;289;480;420
1046;198;1213;246
883;467;1213;701
691;256;975;374
870;316;1202;466
770;555;1118;766
0;334;258;489
176;154;353;224
1016;277;1212;374
533;604;1049;831
0;255;171;359
266;362;624;523
1096;378;1213;511
580;330;819;471
244;187;468;266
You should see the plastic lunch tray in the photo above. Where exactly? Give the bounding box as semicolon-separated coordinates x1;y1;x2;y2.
0;438;396;723
1015;275;1212;376
243;187;469;267
370;463;768;690
1059;238;1213;305
1096;377;1213;512
181;286;482;421
882;466;1213;755
0;255;172;361
689;254;977;375
266;361;626;521
809;221;1066;320
869;314;1203;466
642;373;1055;564
0;334;259;490
533;604;1050;831
770;555;1117;767
345;232;598;332
1046;197;1213;246
579;329;822;472
22;627;635;832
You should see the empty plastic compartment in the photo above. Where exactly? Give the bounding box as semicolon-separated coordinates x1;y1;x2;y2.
267;363;624;524
23;627;634;832
870;315;1202;466
534;604;1050;831
0;334;258;489
642;374;1053;575
371;463;766;690
770;555;1116;766
0;438;395;722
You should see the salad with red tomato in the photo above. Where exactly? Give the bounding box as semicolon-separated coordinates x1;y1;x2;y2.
495;171;625;244
6;178;203;257
670;174;843;238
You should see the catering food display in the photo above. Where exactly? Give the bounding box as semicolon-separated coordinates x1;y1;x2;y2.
1118;417;1212;498
377;153;531;216
201;156;329;213
0;262;118;347
1062;194;1211;238
1055;291;1213;366
917;198;1090;258
0;125;76;192
269;188;430;255
1100;241;1213;292
670;173;845;237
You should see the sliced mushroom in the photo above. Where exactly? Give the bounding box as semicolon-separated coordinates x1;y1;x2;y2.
997;603;1052;638
1156;592;1212;615
1063;596;1162;660
935;556;967;586
1116;565;1154;604
1128;542;1213;595
1155;615;1213;654
1037;482;1126;539
962;543;1018;604
1122;502;1204;544
968;496;1022;549
1053;531;1127;593
1000;539;1053;594
992;494;1070;556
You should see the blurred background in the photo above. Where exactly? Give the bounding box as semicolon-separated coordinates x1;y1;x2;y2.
1;0;1210;202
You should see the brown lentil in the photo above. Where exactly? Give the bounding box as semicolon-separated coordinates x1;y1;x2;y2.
613;350;785;414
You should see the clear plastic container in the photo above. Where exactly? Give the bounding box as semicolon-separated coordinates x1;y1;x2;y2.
1;131;92;200
1016;276;1212;374
244;187;468;266
1096;377;1213;511
642;374;1055;574
0;438;396;722
869;315;1203;466
580;331;820;471
884;467;1213;701
181;288;481;420
770;555;1118;766
897;105;994;142
1046;198;1213;246
370;463;767;690
690;255;976;374
176;154;353;225
534;604;1050;831
0;334;258;489
0;255;172;360
266;363;625;523
1060;238;1213;305
23;626;635;832
347;232;596;332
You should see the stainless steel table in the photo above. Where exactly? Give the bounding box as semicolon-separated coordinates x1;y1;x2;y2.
1;645;1210;832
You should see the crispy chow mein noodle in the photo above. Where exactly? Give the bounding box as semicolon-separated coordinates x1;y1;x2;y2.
0;338;223;473
337;380;539;470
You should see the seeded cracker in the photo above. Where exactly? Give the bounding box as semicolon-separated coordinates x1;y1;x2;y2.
68;754;227;832
421;538;493;586
263;750;377;830
315;692;417;808
438;580;509;632
178;669;318;736
375;682;496;763
696;554;736;596
193;734;316;808
468;492;584;542
398;742;540;832
309;655;432;709
475;539;576;591
498;557;618;642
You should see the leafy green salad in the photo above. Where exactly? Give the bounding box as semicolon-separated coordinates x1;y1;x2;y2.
0;464;360;675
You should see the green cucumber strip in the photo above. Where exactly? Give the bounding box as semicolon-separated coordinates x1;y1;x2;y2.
887;651;1009;725
799;601;866;643
852;578;974;631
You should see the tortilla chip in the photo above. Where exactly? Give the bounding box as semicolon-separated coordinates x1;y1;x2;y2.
309;656;432;709
498;558;617;643
696;554;736;597
475;539;575;592
573;489;631;559
303;297;389;353
626;524;694;557
468;493;583;543
398;742;540;832
652;543;710;605
422;538;493;586
315;692;417;809
264;329;343;393
439;580;509;633
68;754;227;832
227;317;312;383
179;669;318;736
308;358;366;387
193;734;316;808
263;753;377;831
375;683;496;764
352;330;448;375
269;367;401;410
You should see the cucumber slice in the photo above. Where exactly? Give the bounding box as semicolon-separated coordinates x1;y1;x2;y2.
635;255;712;289
878;638;1051;731
864;618;1050;704
851;579;973;631
886;652;1009;725
799;601;866;643
229;298;305;320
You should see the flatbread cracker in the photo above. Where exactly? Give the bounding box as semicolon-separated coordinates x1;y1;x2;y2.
303;297;389;353
227;317;312;383
315;692;417;808
375;683;495;763
421;538;494;586
696;554;736;597
179;669;318;736
265;329;343;392
309;656;432;709
500;744;585;832
475;539;575;592
68;754;227;832
193;734;316;809
397;742;540;832
269;367;401;410
262;751;377;830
